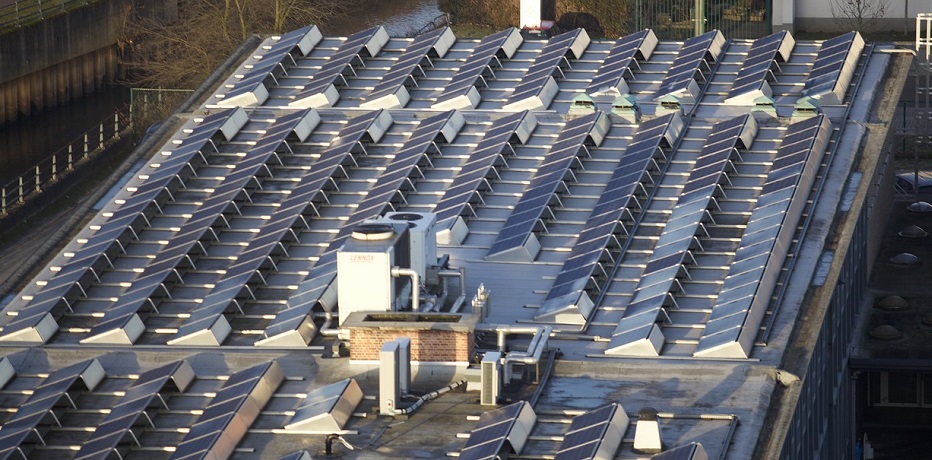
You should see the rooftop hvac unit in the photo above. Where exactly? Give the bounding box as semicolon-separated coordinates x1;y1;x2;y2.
481;351;502;406
337;222;412;325
381;212;438;280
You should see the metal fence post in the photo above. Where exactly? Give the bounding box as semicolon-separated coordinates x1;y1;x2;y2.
68;144;74;170
18;177;23;203
34;165;40;192
52;153;57;181
99;122;104;147
84;133;89;158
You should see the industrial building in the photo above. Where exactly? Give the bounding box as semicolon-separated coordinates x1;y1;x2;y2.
0;22;909;459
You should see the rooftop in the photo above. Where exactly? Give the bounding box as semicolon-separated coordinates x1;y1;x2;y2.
0;24;908;459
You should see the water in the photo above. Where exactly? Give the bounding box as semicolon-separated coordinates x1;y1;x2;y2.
0;0;442;185
328;0;442;37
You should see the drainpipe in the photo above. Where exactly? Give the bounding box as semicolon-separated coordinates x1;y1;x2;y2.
391;267;419;312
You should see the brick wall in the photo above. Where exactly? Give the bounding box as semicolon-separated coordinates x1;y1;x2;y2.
349;328;474;362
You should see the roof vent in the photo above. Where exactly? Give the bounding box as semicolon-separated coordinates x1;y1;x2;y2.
907;201;932;213
570;94;597;114
611;94;640;123
387;213;424;222
876;295;909;311
899;224;928;238
351;223;396;241
870;324;903;341
889;252;920;266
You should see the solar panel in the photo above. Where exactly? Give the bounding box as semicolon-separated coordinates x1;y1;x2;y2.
74;360;194;460
214;25;323;107
433;110;536;245
695;114;831;358
0;359;104;460
801;31;865;105
432;28;523;110
486;111;608;261
169;361;284;460
459;401;537;460
503;29;590;111
289;26;390;108
654;30;725;102
605;115;756;357
362;27;457;109
167;110;390;346
79;109;318;346
587;29;658;97
0;109;246;345
535;112;683;325
725;31;795;105
255;111;460;347
554;403;628;460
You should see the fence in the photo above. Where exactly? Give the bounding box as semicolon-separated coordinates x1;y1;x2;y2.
0;108;132;216
0;0;92;32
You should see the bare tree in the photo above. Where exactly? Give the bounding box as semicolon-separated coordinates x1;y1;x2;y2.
119;0;356;90
831;0;890;33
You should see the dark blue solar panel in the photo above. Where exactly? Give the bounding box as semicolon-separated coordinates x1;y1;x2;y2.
170;362;282;460
536;114;680;323
655;30;723;99
81;110;312;344
222;26;320;102
434;28;520;106
459;402;530;460
727;31;792;101
587;29;654;95
606;115;751;355
486;111;603;260
0;360;99;459
369;28;453;102
169;110;386;345
433;111;529;230
506;29;586;107
695;114;831;357
802;31;862;99
554;404;622;460
74;361;187;460
292;26;384;104
0;110;242;343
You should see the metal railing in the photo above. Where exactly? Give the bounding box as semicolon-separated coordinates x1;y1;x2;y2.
0;108;132;216
0;0;92;33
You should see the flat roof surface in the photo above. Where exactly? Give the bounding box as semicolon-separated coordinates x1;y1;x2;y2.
0;25;900;458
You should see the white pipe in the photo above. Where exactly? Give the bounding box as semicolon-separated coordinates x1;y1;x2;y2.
439;268;467;312
475;324;552;384
391;267;419;312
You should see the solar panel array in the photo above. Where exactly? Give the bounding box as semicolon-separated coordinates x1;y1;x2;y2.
535;113;683;324
258;110;461;346
503;29;590;111
0;359;103;460
81;109;317;346
725;31;795;105
432;28;523;110
586;29;657;96
553;403;628;460
0;109;245;345
74;360;193;460
363;27;456;109
694;114;832;358
433;110;535;244
214;25;323;107
170;361;284;460
485;111;608;262
655;30;726;101
801;31;865;105
289;26;390;108
459;401;536;460
168;110;390;346
606;115;756;357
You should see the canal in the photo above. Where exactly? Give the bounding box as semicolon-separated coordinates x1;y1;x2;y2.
0;0;442;187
